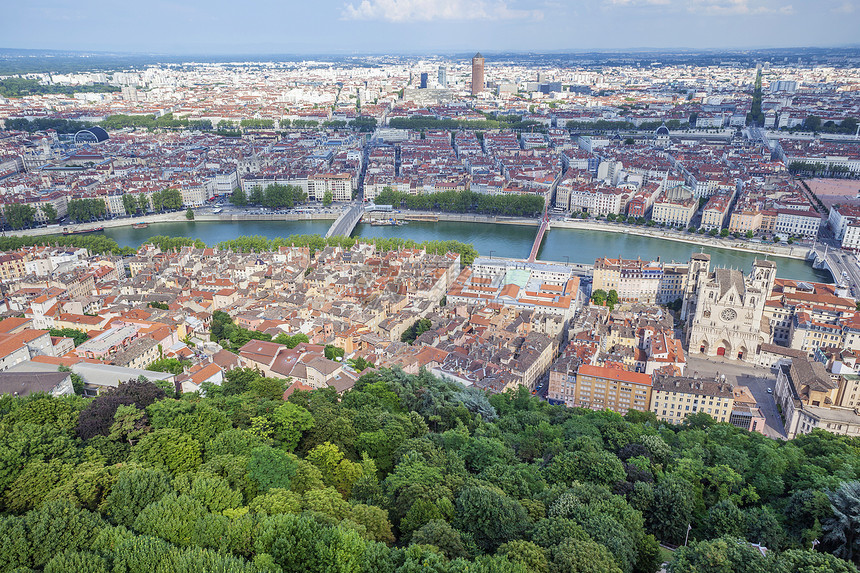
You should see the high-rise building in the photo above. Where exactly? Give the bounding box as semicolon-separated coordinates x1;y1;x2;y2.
471;52;484;96
419;72;428;89
438;66;447;88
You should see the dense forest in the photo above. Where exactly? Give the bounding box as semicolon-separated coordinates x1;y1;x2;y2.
0;368;858;573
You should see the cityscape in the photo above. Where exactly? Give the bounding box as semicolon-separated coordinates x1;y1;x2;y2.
2;1;860;571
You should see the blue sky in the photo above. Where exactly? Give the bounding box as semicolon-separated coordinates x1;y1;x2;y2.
5;0;859;54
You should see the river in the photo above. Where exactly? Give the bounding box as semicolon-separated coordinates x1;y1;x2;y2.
103;219;831;283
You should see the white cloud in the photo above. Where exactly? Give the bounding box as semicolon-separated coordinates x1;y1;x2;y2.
604;0;671;5
833;1;855;12
603;0;794;14
342;0;543;22
687;0;794;14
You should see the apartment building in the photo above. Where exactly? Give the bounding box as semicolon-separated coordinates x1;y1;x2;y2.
651;186;698;227
728;209;763;234
574;364;652;414
700;193;732;231
650;375;734;424
774;209;821;238
308;173;353;202
592;257;663;304
774;358;860;438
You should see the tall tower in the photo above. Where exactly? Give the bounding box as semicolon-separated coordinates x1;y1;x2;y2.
471;53;485;96
681;253;711;322
438;65;447;88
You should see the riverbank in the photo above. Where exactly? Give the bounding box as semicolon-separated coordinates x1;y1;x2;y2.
377;209;809;261
551;219;810;261
5;209;342;238
6;211;191;238
11;206;809;262
193;212;342;223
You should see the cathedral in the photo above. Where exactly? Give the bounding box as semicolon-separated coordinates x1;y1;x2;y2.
681;253;775;363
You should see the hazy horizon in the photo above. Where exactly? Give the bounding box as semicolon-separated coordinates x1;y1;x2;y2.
5;0;859;56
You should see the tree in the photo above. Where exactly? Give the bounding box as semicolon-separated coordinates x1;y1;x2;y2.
550;537;623;573
349;356;374;372
648;476;695;545
324;345;345;361
401;319;433;344
40;203;58;224
772;550;859;573
132;493;209;547
23;500;107;569
273;332;310;348
455;485;529;551
146;358;189;376
591;289;608;306
132;428;201;474
67;198;106;222
77;379;166;439
668;537;769;573
498;540;548;573
270;402;315;451
44;549;109;573
230;188;248;207
247;446;299;492
186;208;194;220
412;519;468;559
704;499;745;539
607;289;619;310
323;190;333;206
306;442;363;497
3;203;36;230
108;404;150;445
823;481;860;563
49;328;88;347
100;467;173;528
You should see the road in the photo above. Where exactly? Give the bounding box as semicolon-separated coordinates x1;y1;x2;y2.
685;356;785;438
810;242;860;295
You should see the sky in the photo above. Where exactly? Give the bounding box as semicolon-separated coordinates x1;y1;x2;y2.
4;0;859;55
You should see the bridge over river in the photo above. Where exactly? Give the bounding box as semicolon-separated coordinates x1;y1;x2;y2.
325;204;364;238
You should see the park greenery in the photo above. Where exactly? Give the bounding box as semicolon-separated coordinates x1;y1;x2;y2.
233;184;309;210
147;358;191;377
0;369;859;572
789;161;853;177
0;77;119;98
210;310;275;352
4;117;92;134
590;289;619;310
374;188;546;218
401;318;433;344
215;234;479;266
783;116;859;135
2;203;37;230
98;113;213;131
67;198;107;223
143;236;207;251
0;233;135;256
48;328;89;347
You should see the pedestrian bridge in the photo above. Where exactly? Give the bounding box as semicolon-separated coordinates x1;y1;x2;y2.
527;213;550;262
326;205;364;238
